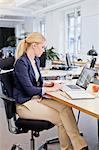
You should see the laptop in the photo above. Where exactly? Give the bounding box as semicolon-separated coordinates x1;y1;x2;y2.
52;59;69;70
62;67;96;99
52;53;74;70
66;53;77;69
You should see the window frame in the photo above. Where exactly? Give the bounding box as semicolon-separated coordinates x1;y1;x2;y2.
65;7;81;55
39;19;46;36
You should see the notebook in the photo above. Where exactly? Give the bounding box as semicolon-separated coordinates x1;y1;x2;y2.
61;90;95;100
62;67;96;99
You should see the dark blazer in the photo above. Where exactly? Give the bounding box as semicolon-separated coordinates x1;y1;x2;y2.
13;54;43;104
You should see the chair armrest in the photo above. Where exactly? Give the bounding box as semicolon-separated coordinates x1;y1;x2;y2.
0;93;15;102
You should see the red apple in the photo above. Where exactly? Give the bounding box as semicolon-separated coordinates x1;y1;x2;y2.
92;85;99;92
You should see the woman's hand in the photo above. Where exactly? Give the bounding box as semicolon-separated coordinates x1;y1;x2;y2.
51;83;62;91
43;81;54;87
44;83;62;93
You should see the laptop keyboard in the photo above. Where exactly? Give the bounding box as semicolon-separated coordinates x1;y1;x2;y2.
67;85;81;90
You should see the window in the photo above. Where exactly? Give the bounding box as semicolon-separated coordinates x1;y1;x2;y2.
66;9;81;54
40;20;45;36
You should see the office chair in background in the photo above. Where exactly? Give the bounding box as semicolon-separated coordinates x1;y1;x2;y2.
0;57;57;150
0;56;15;70
40;52;46;68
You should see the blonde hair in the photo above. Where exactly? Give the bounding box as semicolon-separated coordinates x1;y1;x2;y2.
15;32;46;61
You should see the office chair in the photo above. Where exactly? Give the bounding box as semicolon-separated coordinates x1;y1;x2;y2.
0;57;56;150
0;56;15;70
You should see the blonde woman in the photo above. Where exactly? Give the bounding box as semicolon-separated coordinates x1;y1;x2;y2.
13;32;88;150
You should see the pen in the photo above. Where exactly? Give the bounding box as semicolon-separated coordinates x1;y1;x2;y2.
59;89;71;99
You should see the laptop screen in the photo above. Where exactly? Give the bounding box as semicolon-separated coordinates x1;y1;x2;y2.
76;67;96;89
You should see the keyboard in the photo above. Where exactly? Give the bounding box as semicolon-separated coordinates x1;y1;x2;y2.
66;85;81;90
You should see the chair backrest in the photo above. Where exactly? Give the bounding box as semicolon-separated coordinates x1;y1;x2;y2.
1;71;14;97
0;57;16;121
1;71;16;119
0;56;15;70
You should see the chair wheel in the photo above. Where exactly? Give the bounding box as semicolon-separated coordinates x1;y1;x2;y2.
11;145;17;150
11;144;23;150
33;131;39;137
43;143;48;150
80;133;83;136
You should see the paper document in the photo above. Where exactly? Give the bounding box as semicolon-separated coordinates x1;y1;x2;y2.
63;90;95;100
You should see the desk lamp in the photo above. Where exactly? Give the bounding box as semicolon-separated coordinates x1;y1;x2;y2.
87;45;98;68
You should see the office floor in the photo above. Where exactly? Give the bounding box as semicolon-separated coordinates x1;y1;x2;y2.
0;99;99;150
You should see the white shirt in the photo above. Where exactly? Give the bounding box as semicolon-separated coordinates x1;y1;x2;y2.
30;59;45;95
30;59;39;82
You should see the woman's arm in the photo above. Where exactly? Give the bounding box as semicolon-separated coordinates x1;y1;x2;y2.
42;83;62;94
15;59;42;96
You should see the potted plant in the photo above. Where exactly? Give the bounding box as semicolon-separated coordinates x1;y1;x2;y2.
7;36;16;47
45;46;59;69
6;36;17;57
45;46;59;61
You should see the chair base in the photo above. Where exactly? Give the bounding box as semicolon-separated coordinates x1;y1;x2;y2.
38;138;59;150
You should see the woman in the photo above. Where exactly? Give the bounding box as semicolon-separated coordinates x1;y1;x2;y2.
13;32;88;150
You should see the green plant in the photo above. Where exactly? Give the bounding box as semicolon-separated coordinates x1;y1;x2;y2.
7;36;16;47
45;46;59;61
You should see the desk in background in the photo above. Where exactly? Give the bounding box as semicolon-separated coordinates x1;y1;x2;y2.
41;67;83;80
41;69;67;80
74;61;99;68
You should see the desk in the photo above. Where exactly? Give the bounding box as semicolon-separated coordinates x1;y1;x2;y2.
45;79;99;119
46;90;99;119
46;83;99;141
74;61;99;68
41;69;67;79
41;67;82;80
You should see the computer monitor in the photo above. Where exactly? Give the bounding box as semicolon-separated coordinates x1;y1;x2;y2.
39;52;46;68
66;53;72;68
76;67;96;89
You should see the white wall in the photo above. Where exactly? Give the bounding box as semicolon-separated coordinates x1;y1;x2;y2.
97;0;99;63
32;12;65;55
34;0;99;62
81;0;99;62
45;10;65;54
0;18;33;43
0;0;98;62
0;6;33;46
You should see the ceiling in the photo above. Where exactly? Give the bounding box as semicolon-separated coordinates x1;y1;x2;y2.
0;0;71;11
15;0;64;11
0;0;81;13
0;0;79;22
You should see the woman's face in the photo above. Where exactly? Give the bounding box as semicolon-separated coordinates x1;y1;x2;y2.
33;42;45;57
